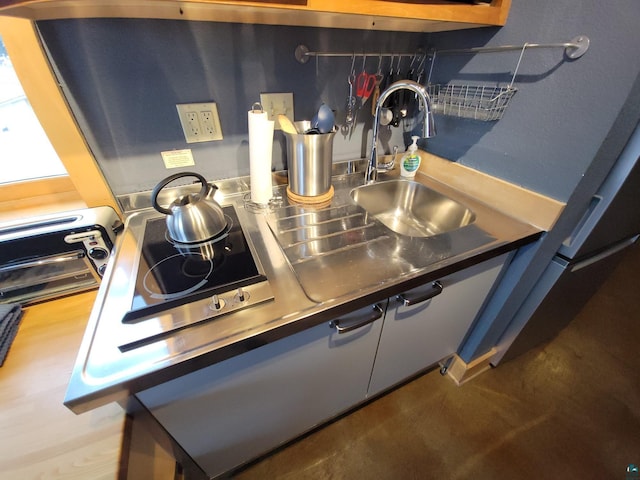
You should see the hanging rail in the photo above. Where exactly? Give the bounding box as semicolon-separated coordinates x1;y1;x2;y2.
428;35;590;88
294;44;424;64
294;36;590;122
429;35;590;59
295;36;589;65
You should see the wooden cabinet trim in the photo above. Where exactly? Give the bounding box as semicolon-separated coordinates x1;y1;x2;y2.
0;0;510;32
0;16;121;215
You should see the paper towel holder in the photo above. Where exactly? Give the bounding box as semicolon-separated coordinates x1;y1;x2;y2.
247;101;280;212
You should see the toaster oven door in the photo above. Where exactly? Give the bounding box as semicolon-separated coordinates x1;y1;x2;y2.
0;250;101;305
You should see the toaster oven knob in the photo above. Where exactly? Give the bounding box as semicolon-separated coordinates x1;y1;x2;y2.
98;264;108;276
89;247;109;260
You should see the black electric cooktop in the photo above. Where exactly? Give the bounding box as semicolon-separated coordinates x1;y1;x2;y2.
123;205;266;322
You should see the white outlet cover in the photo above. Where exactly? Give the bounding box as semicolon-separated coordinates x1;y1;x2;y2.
176;102;223;143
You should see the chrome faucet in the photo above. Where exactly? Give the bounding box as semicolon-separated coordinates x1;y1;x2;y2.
366;79;436;184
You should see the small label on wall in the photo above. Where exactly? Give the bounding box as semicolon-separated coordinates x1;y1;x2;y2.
161;149;195;169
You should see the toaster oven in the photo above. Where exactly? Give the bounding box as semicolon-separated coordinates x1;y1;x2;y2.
0;206;121;306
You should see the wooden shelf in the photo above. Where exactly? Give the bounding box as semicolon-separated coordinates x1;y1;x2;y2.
0;0;510;32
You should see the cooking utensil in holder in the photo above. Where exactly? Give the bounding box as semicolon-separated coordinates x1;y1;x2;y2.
426;35;589;121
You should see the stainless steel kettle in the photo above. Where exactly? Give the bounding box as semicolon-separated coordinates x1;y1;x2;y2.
151;172;227;244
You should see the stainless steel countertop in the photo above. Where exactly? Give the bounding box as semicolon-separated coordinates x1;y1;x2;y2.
64;161;542;413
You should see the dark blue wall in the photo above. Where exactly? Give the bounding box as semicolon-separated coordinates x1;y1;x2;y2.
424;0;640;201
38;0;640;202
38;19;424;195
431;0;640;361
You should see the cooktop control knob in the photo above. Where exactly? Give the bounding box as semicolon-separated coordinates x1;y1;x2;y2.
234;288;249;304
209;294;225;311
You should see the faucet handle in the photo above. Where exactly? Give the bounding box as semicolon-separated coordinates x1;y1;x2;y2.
377;145;398;171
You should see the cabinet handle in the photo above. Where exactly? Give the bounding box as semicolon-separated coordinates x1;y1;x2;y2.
330;304;384;334
396;281;443;306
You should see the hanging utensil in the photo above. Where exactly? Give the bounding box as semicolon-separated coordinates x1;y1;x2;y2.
345;73;357;136
406;53;418;81
355;55;376;108
389;55;403;127
356;71;376;108
342;54;357;136
404;54;420;119
376;55;395;126
415;52;427;85
371;55;384;117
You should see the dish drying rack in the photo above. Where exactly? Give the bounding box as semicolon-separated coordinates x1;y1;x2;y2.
426;83;516;122
426;35;590;121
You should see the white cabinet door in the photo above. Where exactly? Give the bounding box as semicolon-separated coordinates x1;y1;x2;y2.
368;254;508;396
136;303;384;478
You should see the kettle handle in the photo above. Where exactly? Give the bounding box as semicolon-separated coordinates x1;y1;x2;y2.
151;172;209;215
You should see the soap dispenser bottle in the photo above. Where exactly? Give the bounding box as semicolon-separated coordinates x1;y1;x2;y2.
400;136;421;178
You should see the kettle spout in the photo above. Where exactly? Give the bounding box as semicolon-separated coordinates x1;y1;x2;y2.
205;182;219;200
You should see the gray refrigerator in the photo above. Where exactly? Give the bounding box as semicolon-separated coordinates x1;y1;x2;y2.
498;121;640;363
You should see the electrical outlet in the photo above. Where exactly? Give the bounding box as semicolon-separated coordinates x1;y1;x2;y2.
259;93;294;130
200;111;215;136
186;112;200;138
176;103;223;143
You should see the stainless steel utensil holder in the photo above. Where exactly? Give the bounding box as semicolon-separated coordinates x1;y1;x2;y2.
284;121;336;197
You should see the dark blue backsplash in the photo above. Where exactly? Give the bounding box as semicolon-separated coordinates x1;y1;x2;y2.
37;0;640;202
38;18;424;194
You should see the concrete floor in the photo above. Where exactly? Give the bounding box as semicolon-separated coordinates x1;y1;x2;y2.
234;242;640;479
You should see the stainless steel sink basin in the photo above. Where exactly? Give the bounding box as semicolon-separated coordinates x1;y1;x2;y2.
350;179;475;237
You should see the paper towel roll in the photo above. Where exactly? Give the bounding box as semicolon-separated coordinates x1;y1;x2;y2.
248;109;274;205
